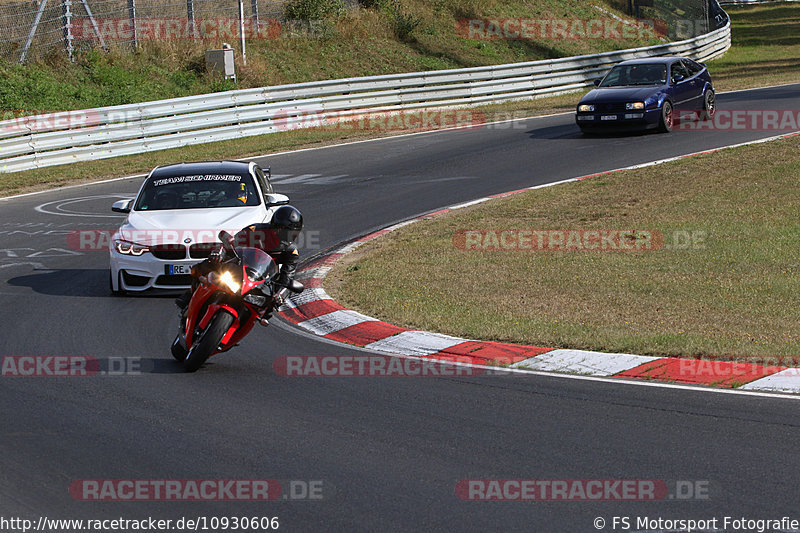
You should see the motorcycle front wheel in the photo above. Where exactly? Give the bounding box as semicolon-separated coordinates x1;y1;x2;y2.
183;310;235;372
171;335;188;361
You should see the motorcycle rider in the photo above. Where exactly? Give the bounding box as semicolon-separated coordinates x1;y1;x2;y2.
175;205;304;323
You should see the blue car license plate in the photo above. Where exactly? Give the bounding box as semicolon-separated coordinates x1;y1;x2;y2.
601;115;617;121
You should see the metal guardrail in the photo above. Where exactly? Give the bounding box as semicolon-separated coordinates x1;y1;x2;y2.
719;0;797;4
0;15;731;174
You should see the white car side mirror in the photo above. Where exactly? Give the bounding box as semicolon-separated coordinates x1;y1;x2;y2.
265;193;290;207
111;199;133;213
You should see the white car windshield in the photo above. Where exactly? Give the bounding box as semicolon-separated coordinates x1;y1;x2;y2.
134;173;261;211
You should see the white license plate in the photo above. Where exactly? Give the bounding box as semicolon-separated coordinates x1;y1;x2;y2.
601;115;618;121
167;264;192;275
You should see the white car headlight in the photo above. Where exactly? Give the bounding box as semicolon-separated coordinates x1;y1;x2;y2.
114;239;150;256
578;104;595;112
626;102;645;110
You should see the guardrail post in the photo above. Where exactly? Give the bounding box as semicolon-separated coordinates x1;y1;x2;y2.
239;0;246;66
79;0;108;51
127;0;137;49
61;0;74;61
19;0;49;63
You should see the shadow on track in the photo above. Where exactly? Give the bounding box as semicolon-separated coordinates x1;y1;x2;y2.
91;357;187;375
6;269;178;298
525;124;653;140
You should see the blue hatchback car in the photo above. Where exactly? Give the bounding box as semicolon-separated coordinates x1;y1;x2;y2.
575;57;715;133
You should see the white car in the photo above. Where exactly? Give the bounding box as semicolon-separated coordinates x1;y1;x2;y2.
109;160;289;294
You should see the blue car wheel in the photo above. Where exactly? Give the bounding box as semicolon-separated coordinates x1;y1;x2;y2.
658;101;674;133
701;90;716;121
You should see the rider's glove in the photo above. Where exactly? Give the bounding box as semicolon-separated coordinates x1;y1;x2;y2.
208;247;223;262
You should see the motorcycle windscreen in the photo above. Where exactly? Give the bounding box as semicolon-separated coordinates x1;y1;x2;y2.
232;226;281;250
236;247;279;281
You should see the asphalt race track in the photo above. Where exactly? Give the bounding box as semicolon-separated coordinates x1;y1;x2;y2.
2;84;800;532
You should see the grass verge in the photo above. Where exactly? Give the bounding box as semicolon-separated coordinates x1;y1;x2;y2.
706;4;800;91
327;135;800;359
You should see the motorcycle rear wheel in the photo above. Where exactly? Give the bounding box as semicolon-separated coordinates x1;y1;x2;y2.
183;310;235;372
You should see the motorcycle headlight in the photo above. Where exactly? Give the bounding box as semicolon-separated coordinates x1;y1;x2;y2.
218;271;241;294
578;104;595;112
114;239;150;256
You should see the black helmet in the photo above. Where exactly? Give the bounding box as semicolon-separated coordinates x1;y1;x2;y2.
269;205;303;246
232;206;303;250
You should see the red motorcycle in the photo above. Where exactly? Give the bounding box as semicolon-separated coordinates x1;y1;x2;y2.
171;231;304;372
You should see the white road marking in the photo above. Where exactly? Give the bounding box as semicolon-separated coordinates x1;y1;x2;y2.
27;248;83;257
0;261;48;270
740;368;800;393
0;248;34;258
281;287;331;309
336;241;366;254
35;195;133;218
365;330;467;357
297;310;376;336
511;349;662;376
273;173;322;184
